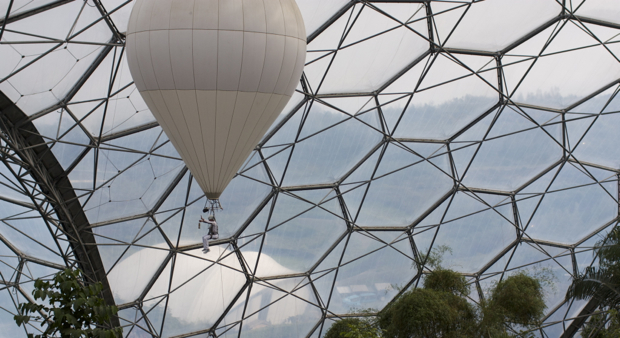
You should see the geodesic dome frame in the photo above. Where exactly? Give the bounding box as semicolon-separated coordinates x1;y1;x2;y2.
0;0;619;337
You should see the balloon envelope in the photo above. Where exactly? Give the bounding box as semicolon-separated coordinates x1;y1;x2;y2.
126;0;306;199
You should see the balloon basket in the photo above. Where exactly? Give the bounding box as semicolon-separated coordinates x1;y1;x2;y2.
203;199;223;216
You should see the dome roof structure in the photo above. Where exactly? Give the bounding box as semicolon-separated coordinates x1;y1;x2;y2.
0;0;619;337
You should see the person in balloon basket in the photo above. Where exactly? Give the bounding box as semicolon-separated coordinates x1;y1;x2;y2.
199;215;219;253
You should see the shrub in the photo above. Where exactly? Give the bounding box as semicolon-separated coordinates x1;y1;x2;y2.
424;268;469;296
489;272;546;326
14;268;122;338
379;288;477;338
325;318;380;338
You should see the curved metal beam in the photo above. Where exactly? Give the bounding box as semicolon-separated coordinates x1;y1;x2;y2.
0;90;120;329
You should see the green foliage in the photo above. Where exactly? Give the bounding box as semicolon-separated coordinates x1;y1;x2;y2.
378;288;477;338
330;245;549;338
14;268;122;338
567;227;620;308
488;272;546;326
567;226;620;336
332;270;547;338
423;268;469;297
325;318;361;338
581;309;620;338
325;318;381;338
475;272;547;338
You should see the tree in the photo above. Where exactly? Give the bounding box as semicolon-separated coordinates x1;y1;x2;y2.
423;268;469;296
327;268;547;338
379;288;477;338
490;272;545;326
567;226;620;336
480;272;546;337
580;309;620;338
567;226;620;306
14;268;122;338
377;267;478;338
325;318;381;338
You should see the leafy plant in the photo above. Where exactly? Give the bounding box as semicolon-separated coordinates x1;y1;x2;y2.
423;268;469;296
567;226;620;336
14;268;122;338
489;272;546;326
581;309;620;338
475;272;547;338
567;227;620;307
325;318;380;338
379;287;477;338
329;245;550;338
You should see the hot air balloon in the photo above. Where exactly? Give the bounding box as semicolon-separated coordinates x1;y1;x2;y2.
125;0;306;208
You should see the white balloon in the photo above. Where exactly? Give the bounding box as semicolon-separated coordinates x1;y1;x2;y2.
126;0;306;199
